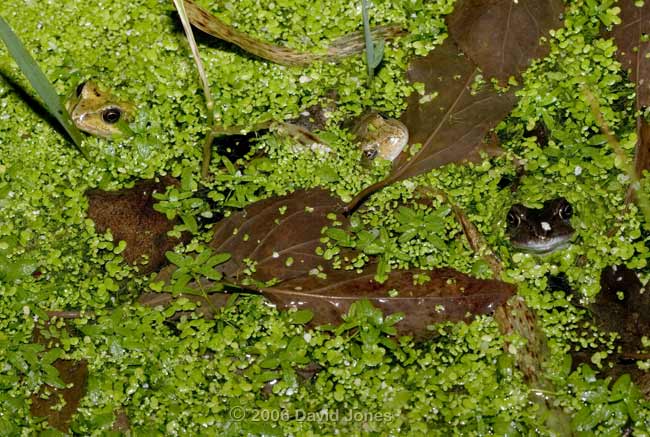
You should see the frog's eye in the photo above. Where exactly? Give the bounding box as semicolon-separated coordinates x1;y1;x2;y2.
102;107;122;124
558;202;573;220
506;210;521;228
364;148;378;160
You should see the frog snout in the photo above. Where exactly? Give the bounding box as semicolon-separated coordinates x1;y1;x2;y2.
533;221;554;239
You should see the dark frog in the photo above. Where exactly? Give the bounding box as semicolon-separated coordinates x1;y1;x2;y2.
506;198;575;254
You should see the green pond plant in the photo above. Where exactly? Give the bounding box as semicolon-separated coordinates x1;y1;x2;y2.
2;0;650;435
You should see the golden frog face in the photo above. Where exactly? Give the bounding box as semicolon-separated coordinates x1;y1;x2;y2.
352;111;409;164
65;81;134;138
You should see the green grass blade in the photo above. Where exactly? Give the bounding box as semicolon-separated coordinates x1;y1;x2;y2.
0;16;88;159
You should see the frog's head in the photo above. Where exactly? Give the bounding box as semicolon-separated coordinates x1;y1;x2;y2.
506;197;575;254
65;81;134;138
352;111;409;165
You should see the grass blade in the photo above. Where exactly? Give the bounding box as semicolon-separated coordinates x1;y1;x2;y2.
0;16;88;159
173;0;216;180
362;0;373;81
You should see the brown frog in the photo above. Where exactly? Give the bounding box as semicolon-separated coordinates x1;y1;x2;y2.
506;198;575;254
351;111;409;164
65;81;134;138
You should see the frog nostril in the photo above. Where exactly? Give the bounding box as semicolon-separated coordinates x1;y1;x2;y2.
364;148;378;160
102;107;122;124
76;81;87;97
539;221;552;236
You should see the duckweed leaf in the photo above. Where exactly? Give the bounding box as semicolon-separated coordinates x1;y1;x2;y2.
209;188;348;283
86;177;188;274
447;0;564;83
262;262;515;339
347;38;517;210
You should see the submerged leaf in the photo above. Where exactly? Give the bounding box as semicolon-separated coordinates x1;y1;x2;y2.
347;39;517;210
210;189;347;283
447;0;564;83
608;1;650;109
30;321;88;433
263;262;515;339
86;177;188;274
608;3;650;179
592;265;650;353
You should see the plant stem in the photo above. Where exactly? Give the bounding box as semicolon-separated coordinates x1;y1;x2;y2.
172;0;217;180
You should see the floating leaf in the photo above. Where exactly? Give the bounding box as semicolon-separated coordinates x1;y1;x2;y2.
86;177;188;274
447;0;564;83
262;261;515;339
347;39;517;210
0;16;88;158
209;189;348;283
152;188;514;339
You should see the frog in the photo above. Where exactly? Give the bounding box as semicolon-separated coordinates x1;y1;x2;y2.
351;111;409;165
65;81;134;138
505;197;575;254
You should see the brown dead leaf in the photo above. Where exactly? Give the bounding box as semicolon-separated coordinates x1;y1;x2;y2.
210;188;347;283
608;2;650;182
448;0;564;83
263;261;515;339
30;321;87;433
86;176;187;274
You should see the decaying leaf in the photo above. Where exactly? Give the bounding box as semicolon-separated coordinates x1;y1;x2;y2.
346;38;517;210
143;188;516;338
30;321;88;433
608;2;650;182
263;261;515;338
447;0;564;83
30;359;88;432
571;265;650;398
591;265;650;353
183;0;404;66
209;188;347;283
608;1;650;109
86;177;187;274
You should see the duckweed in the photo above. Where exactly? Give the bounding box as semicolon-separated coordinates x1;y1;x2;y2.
2;0;650;434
